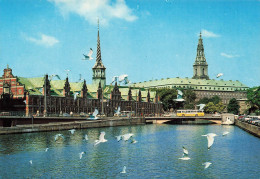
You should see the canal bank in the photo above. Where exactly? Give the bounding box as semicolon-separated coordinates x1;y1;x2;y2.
0;117;145;135
235;119;260;138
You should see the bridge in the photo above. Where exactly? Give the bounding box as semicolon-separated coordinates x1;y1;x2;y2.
145;116;222;124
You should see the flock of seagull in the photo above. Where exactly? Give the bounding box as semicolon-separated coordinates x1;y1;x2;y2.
28;127;230;173
29;128;137;174
179;131;230;169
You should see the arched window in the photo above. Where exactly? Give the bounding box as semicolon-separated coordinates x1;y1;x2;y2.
202;68;205;75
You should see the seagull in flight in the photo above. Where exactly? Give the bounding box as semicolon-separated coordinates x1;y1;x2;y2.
202;133;218;149
88;109;99;120
202;162;212;169
65;69;71;77
222;131;229;136
116;135;122;142
122;133;134;141
112;76;118;84
115;106;121;116
69;129;76;134
83;48;93;60
118;74;130;85
178;146;191;160
120;166;126;174
216;73;223;78
45;148;49;152
84;134;88;141
29;160;33;165
131;138;138;144
94;132;107;146
73;92;79;101
54;134;64;141
50;74;61;80
197;104;206;110
79;152;86;159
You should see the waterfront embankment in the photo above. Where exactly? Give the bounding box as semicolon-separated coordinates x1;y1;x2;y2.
235;119;260;138
0;117;145;135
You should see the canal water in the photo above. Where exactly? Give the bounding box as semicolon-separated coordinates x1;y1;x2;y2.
0;124;259;178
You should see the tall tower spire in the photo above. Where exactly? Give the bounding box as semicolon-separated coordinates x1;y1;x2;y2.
92;18;106;88
192;32;209;80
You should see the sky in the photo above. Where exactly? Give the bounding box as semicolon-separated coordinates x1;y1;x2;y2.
0;0;259;87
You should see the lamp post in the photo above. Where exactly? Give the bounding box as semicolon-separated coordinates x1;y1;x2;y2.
44;74;47;117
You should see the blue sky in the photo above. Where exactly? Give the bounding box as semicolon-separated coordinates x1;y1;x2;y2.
0;0;259;87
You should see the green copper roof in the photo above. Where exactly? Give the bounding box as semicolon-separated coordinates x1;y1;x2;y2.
131;77;248;91
16;77;156;101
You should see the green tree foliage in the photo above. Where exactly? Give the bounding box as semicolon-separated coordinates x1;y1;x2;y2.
247;86;260;115
197;97;210;105
227;98;240;114
204;102;215;113
183;89;196;109
204;102;226;113
156;88;181;111
197;96;221;105
210;96;221;104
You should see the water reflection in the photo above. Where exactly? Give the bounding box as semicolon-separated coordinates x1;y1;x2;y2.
0;125;259;178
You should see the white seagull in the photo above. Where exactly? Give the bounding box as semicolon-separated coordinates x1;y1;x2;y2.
122;133;134;141
112;76;118;84
83;48;93;60
65;69;71;77
116;135;122;142
94;132;107;146
84;134;88;141
178;146;191;160
29;160;33;165
88;108;99;120
120;166;126;174
69;129;76;134
73;92;79;101
216;73;223;78
202;133;218;149
115;106;121;116
118;74;130;85
196;104;206;110
45;148;49;152
54;134;64;141
79;152;86;159
202;162;212;169
131;138;138;144
222;131;229;136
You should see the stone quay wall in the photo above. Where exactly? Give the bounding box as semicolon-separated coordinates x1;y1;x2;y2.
235;119;260;138
0;117;145;135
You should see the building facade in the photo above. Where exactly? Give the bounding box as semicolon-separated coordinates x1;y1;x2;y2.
131;33;249;106
0;22;162;117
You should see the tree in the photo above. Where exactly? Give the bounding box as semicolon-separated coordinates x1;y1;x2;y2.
156;88;181;111
215;102;226;113
197;97;210;105
209;96;221;104
204;102;226;114
183;89;196;109
227;98;240;114
204;102;216;113
247;86;260;115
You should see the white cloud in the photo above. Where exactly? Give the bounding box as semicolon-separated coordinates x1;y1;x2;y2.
201;29;220;38
48;0;137;25
26;34;59;47
220;52;239;58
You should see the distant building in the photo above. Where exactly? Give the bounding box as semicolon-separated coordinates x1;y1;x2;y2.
131;33;249;106
0;22;161;117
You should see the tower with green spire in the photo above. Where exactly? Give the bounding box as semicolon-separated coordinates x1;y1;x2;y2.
192;32;209;80
92;19;106;88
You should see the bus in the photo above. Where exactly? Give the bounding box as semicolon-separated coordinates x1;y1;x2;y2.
177;110;204;117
